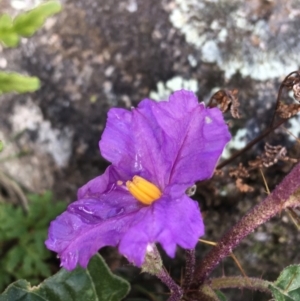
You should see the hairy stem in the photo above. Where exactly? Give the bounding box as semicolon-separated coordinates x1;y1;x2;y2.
210;276;272;295
193;162;300;287
183;249;196;290
141;245;182;300
156;268;183;301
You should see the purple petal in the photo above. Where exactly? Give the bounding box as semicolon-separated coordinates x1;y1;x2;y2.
138;91;230;185
78;165;128;199
99;108;137;177
100;90;230;189
100;90;199;188
46;211;129;270
100;105;171;188
118;193;204;266
46;185;142;270
46;90;229;270
168;105;231;184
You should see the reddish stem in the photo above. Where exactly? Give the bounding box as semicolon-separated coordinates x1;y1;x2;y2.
183;249;196;290
193;162;300;287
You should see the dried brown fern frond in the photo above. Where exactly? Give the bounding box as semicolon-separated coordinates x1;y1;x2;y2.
214;169;224;177
229;163;250;179
209;89;241;118
277;102;300;119
235;178;254;193
229;163;253;193
281;71;300;90
292;82;300;101
249;143;297;169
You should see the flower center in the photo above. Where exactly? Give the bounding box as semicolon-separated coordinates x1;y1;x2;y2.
126;176;162;205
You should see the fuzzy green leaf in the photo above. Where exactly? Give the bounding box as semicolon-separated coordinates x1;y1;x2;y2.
13;1;62;37
0;14;19;47
269;265;300;301
0;254;130;301
0;72;40;94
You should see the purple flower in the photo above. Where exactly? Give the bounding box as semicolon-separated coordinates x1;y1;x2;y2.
45;90;231;270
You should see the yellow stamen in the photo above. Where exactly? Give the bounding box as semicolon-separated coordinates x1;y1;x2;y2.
132;176;161;200
126;176;162;205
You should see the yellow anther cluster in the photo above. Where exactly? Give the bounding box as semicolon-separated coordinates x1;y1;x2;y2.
126;176;162;205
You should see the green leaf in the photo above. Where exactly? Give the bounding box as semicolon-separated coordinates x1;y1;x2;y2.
269;265;300;301
13;1;62;37
0;14;19;47
0;254;130;301
0;141;3;152
215;290;227;301
0;192;66;291
0;72;40;94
